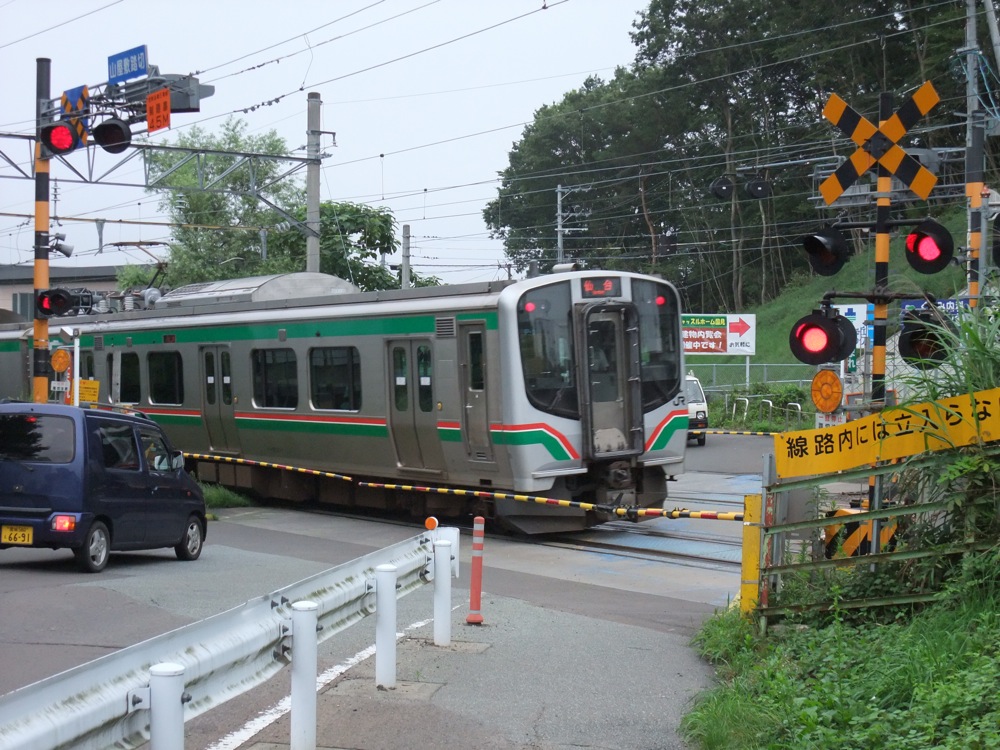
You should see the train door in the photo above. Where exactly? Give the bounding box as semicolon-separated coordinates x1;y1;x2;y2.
387;339;445;475
582;305;643;458
458;322;493;462
200;345;240;454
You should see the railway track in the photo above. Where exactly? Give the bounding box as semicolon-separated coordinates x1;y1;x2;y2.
545;517;744;569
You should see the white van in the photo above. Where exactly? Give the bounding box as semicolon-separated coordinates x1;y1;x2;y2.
684;373;708;446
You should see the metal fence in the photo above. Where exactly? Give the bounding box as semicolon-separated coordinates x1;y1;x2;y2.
0;528;458;750
687;362;815;391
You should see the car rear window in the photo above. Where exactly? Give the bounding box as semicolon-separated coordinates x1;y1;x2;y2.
0;414;75;463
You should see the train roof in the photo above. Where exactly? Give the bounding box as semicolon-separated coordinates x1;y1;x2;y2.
155;273;361;308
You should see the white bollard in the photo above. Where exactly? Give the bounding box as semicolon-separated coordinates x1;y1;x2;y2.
149;662;185;750
375;564;398;688
433;539;452;646
291;601;319;750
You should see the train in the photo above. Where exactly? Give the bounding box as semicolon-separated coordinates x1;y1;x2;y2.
0;268;690;534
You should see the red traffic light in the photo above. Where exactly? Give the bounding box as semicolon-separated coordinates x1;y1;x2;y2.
790;311;857;365
905;219;953;275
35;288;74;319
898;308;954;369
39;122;79;157
92;118;132;154
800;227;850;276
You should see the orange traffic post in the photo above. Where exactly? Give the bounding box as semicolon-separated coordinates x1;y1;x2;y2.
466;516;485;625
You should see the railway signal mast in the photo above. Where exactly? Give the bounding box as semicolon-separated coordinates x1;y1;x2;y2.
32;49;213;403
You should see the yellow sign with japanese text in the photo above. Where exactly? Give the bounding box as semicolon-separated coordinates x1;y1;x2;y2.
774;386;1000;479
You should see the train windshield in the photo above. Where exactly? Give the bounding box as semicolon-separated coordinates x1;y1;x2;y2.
517;277;682;420
633;278;682;408
518;282;578;419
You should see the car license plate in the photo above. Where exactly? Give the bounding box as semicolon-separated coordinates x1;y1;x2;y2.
1;525;33;545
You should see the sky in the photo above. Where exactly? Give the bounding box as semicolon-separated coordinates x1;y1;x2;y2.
0;0;651;285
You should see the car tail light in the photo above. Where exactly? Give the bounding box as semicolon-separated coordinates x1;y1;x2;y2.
51;515;77;532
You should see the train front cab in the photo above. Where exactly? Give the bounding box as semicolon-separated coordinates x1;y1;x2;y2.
495;272;686;532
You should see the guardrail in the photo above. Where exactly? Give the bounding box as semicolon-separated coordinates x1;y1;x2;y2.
0;527;459;750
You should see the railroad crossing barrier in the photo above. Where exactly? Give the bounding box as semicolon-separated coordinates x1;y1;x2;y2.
0;526;459;750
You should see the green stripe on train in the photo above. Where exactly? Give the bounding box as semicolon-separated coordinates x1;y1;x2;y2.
490;427;573;461
95;311;499;347
648;414;688;451
237;418;388;438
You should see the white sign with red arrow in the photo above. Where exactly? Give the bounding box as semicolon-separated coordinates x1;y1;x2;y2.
681;313;757;356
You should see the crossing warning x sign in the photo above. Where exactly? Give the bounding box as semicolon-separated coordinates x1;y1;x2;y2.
820;81;940;205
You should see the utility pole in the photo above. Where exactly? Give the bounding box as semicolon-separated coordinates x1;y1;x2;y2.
33;59;52;404
555;184;589;264
556;184;565;262
965;0;985;307
401;224;411;289
306;92;321;273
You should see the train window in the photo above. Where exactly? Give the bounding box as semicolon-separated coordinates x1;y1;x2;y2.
392;347;407;410
467;333;484;391
633;279;682;409
204;351;217;406
310;346;361;411
221;351;233;405
517;281;578;420
80;351;95;379
148;351;184;405
120;352;141;404
417;345;433;412
252;348;298;409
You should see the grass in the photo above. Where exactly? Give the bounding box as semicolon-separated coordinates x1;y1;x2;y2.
681;558;1000;749
201;483;256;510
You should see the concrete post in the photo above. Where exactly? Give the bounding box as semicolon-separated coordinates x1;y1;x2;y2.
291;601;318;750
433;540;452;646
375;564;398;688
149;662;185;750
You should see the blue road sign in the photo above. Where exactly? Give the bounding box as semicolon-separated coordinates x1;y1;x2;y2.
108;45;148;85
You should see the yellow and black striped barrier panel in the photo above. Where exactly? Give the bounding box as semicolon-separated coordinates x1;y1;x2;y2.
824;508;898;558
184;452;352;482
690;429;776;437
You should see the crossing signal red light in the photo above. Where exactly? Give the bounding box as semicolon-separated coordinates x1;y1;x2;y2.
904;219;953;274
800;227;850;276
790;311;857;365
898;309;955;369
92;118;132;154
39;122;79;157
35;288;74;319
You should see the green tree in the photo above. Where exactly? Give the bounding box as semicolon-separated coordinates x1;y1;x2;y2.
485;0;968;314
122;117;434;293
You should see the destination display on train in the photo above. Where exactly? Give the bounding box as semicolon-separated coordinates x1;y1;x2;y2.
580;277;622;298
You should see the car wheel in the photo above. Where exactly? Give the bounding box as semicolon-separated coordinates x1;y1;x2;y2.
175;516;204;561
697;434;706;446
75;521;110;573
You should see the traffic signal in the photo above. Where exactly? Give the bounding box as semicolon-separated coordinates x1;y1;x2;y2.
38;121;80;157
904;219;953;274
790;309;858;365
799;227;850;276
92;118;132;154
35;288;74;319
898;308;955;369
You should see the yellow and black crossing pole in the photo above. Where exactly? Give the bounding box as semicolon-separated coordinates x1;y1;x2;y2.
33;58;53;404
817;81;942;542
